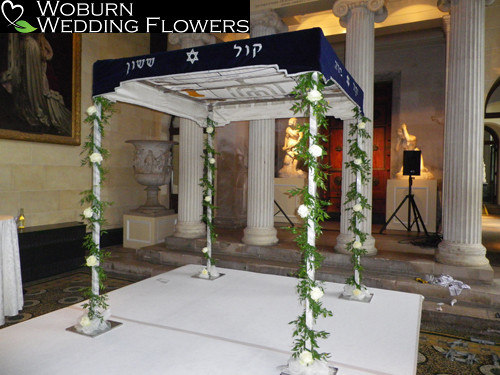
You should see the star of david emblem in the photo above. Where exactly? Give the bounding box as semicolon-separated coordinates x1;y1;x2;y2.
186;49;199;64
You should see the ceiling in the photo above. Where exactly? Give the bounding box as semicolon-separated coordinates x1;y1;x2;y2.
217;0;448;44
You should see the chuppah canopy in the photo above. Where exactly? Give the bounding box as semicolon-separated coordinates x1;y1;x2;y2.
92;28;364;125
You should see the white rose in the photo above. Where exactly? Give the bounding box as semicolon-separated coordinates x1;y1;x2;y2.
206;126;214;134
307;89;322;103
308;144;323;158
201;268;209;276
89;152;103;164
352;204;362;212
83;207;94;219
352;241;362;249
354;158;362;165
357;122;366;130
310;286;324;302
202;247;208;254
299;350;314;366
209;158;216;164
204;196;211;202
352;288;362;297
86;105;97;117
80;315;91;327
297;204;310;219
86;255;98;267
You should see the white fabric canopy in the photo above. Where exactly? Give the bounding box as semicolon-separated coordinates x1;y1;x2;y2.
92;28;364;126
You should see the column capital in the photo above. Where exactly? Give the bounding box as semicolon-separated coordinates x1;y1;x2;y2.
250;10;288;37
333;0;388;25
438;0;495;13
442;14;451;36
169;33;216;49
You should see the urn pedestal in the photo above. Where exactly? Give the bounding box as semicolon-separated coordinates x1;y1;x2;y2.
124;140;177;249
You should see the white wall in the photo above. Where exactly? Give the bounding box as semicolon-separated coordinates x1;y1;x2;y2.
0;34;170;229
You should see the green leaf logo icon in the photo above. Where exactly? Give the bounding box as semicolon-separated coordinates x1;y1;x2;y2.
1;1;37;33
14;20;37;33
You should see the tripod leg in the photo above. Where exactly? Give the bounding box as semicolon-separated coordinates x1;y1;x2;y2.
380;195;410;233
405;195;420;232
410;197;429;236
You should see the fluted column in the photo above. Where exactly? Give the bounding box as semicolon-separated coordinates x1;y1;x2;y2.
250;10;288;36
242;119;279;245
171;33;215;239
332;0;387;255
436;0;494;266
242;14;285;245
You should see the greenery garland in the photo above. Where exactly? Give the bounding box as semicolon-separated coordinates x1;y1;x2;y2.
344;106;372;291
288;72;333;364
199;118;218;276
79;96;114;323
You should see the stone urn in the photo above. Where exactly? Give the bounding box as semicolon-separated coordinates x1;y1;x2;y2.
126;140;176;215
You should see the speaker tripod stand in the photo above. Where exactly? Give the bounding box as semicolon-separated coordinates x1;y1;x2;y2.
379;175;429;236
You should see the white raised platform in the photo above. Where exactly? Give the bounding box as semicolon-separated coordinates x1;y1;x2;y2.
0;265;423;375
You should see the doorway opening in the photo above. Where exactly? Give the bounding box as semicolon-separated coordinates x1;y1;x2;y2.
322;81;392;224
484;126;498;204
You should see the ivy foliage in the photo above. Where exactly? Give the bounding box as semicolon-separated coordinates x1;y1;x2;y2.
80;96;114;321
288;73;333;362
200;118;218;269
344;106;372;289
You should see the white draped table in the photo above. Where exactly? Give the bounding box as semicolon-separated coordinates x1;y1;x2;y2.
0;215;23;326
0;265;422;374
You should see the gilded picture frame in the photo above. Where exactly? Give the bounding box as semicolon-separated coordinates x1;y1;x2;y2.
0;34;81;145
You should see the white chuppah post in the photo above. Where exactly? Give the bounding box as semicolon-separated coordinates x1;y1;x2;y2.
340;111;373;303
282;73;336;375
91;105;101;299
68;99;121;337
197;119;222;280
305;91;317;340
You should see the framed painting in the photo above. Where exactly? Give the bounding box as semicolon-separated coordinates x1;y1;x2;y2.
0;34;81;145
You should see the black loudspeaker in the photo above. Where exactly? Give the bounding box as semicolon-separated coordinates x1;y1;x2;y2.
403;150;421;176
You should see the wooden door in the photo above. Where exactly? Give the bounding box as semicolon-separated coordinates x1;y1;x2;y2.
322;82;392;223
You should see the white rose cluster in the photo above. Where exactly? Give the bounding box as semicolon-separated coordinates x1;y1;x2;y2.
310;286;324;302
352;204;362;212
89;152;103;164
86;105;97;117
343;283;371;301
83;207;94;219
86;255;98;267
297;204;310;219
308;144;323;158
306;89;323;103
206;126;214;134
299;350;314;366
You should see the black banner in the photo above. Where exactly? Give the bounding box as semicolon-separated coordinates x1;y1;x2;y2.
0;0;250;33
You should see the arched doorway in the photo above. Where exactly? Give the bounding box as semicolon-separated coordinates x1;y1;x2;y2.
483;126;498;204
485;76;500;206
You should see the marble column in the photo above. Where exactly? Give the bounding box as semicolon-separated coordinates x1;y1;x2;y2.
170;33;215;239
242;119;279;245
332;0;387;255
242;12;286;245
436;0;494;266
